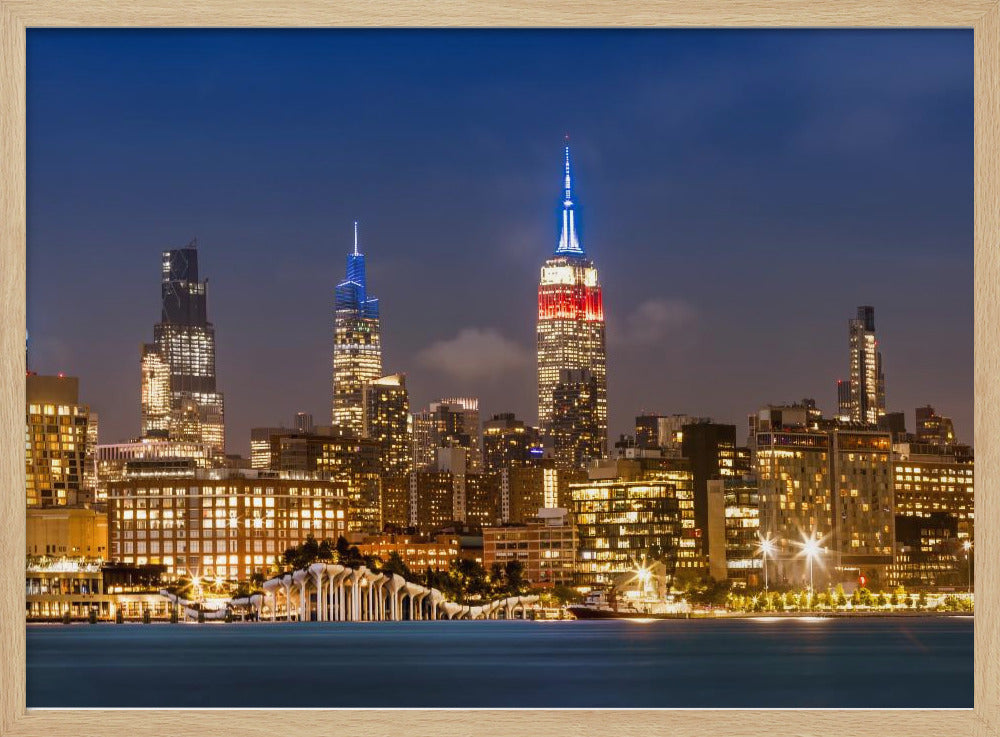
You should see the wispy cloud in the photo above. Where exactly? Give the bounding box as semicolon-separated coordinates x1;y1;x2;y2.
612;298;698;346
416;328;530;382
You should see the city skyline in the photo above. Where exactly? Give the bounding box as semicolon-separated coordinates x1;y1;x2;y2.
26;29;972;454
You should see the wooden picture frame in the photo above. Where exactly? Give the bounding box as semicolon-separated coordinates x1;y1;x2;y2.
1;1;996;734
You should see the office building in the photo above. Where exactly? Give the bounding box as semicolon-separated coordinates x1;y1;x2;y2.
147;242;225;452
356;533;461;572
332;222;382;434
500;464;587;524
915;405;956;446
260;427;382;534
537;144;607;455
483;508;577;588
26;506;108;559
681;422;741;557
845;305;886;425
550;368;602;469
26;374;93;507
363;374;413;477
107;469;350;582
412;398;482;474
706;478;761;587
571;478;684;587
755;416;894;587
481;413;542;477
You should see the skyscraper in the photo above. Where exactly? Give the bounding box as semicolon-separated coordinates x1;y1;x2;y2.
26;374;93;507
332;222;382;433
550;368;602;470
363;373;413;478
412;398;482;474
846;305;886;426
147;241;225;452
536;144;607;455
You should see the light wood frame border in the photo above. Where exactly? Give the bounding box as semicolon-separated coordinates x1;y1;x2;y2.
1;2;997;735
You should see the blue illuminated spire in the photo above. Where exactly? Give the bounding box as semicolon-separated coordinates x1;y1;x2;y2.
555;142;584;256
336;222;379;319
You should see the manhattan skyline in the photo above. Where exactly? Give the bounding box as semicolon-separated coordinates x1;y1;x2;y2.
26;29;973;455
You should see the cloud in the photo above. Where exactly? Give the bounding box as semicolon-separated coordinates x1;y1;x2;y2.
416;328;531;382
613;298;698;346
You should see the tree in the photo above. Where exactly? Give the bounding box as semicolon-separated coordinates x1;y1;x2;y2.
504;560;526;596
381;551;412;581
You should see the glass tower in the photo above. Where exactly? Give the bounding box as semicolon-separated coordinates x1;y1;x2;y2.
148;241;225;453
536;144;607;456
333;222;382;433
847;305;886;425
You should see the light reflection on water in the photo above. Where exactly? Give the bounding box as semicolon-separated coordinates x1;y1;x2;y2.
26;617;972;709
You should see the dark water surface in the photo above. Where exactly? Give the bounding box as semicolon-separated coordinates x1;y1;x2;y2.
27;617;972;708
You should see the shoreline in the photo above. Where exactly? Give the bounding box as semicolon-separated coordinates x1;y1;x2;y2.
25;610;974;625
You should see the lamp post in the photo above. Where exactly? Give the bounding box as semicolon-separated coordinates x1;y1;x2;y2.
802;533;821;594
758;536;776;592
963;540;973;595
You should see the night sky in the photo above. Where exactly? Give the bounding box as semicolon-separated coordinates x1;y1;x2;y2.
26;30;973;455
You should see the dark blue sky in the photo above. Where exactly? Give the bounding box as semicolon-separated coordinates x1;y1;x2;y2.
26;29;973;455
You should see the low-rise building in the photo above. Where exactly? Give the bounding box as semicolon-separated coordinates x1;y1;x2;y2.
107;469;350;582
26;505;108;559
357;533;460;572
482;508;576;588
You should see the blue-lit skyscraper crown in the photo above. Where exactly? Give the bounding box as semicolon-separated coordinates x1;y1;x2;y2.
555;144;585;256
336;221;379;319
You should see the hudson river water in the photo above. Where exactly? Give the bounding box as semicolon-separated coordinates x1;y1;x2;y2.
27;617;972;708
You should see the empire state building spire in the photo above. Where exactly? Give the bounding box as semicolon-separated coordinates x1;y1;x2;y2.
555;143;584;256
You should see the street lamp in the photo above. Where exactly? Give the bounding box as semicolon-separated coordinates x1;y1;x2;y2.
757;535;776;592
801;533;821;594
963;540;973;595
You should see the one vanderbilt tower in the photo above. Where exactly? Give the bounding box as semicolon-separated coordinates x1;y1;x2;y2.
332;222;382;433
536;143;608;459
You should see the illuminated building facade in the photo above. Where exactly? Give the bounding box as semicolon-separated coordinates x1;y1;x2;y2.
570;479;683;587
107;470;350;582
263;428;382;534
755;424;894;586
845;305;886;425
483;508;577;588
707;478;761;588
363;373;413;477
332;222;382;434
356;533;460;572
412;398;482;474
499;464;586;524
915;405;956;446
26;506;108;559
481;413;542;477
536;145;607;455
140;343;171;436
96;438;215;502
891;442;973;587
148;243;225;453
550;368;602;470
681;421;743;557
26;374;92;507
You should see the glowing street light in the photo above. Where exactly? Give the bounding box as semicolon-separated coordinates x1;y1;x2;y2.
757;535;776;592
800;533;822;593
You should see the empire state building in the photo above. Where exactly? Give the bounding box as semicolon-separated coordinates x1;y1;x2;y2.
536;144;608;460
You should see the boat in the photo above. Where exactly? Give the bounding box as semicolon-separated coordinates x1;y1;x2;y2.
567;560;693;620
